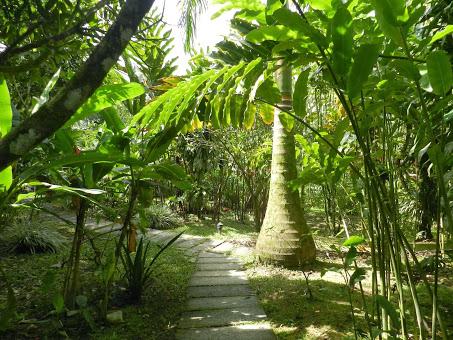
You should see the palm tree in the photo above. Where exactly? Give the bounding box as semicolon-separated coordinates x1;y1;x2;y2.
179;0;317;266
255;58;316;266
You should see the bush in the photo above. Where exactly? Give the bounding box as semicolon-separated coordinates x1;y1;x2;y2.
0;222;67;254
120;233;182;302
140;205;182;230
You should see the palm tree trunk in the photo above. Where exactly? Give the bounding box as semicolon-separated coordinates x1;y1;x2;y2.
255;58;316;266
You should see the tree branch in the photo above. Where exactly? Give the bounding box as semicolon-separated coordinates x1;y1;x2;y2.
0;0;110;64
0;0;156;171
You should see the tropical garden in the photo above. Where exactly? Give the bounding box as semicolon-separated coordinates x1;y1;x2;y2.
0;0;452;338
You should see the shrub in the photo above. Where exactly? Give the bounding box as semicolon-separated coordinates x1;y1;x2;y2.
0;222;67;254
140;204;182;230
120;233;182;302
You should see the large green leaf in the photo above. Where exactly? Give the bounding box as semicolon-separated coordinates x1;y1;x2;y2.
426;50;453;96
273;7;328;49
343;235;365;247
256;78;281;105
144;126;180;163
211;62;246;127
28;181;105;195
18;151;143;186
307;0;332;11
22;181;114;214
0;75;12;138
344;246;358;267
226;58;262;128
293;70;309;117
430;25;453;44
0;74;12;192
134;71;219;131
243;102;256;129
331;7;353;79
347;44;381;99
142;162;192;190
278;112;294;132
349;268;366;287
258;103;274;124
66;82;145;126
246;25;300;43
393;60;421;81
371;0;408;46
54;129;75;154
371;0;408;26
375;295;401;329
101;107;125;132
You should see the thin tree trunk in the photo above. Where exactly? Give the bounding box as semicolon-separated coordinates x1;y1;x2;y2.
64;198;88;308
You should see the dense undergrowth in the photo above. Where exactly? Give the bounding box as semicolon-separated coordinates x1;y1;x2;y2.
0;212;195;339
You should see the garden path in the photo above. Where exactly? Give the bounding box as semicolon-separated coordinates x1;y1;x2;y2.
39;209;275;339
148;229;276;340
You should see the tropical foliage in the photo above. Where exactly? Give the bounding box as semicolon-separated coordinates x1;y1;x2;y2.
0;0;452;338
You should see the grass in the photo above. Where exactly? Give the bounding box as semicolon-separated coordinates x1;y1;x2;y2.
0;212;196;339
178;210;453;339
174;214;258;246
2;209;452;339
247;269;369;339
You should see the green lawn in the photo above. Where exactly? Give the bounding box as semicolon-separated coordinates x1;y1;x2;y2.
178;211;453;339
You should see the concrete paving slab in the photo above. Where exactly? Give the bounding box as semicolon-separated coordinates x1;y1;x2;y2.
175;324;276;340
197;256;240;264
186;295;259;311
185;247;210;256
189;275;248;286
205;240;225;248
210;242;235;253
187;285;254;298
176;240;207;249
197;262;242;271
149;234;176;245
193;270;246;278
198;251;227;258
178;306;268;328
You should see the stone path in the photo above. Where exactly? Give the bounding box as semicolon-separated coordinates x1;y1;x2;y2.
170;236;275;340
41;210;275;339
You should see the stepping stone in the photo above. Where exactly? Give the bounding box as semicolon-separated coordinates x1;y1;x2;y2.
187;285;254;298
171;232;276;340
210;242;235;253
150;234;177;245
185;246;210;256
197;256;240;264
186;295;259;311
175;323;275;340
198;256;240;264
198;262;242;271
205;240;225;248
148;229;165;234
178;306;268;329
198;252;226;258
176;239;207;249
193;270;246;278
189;275;248;286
